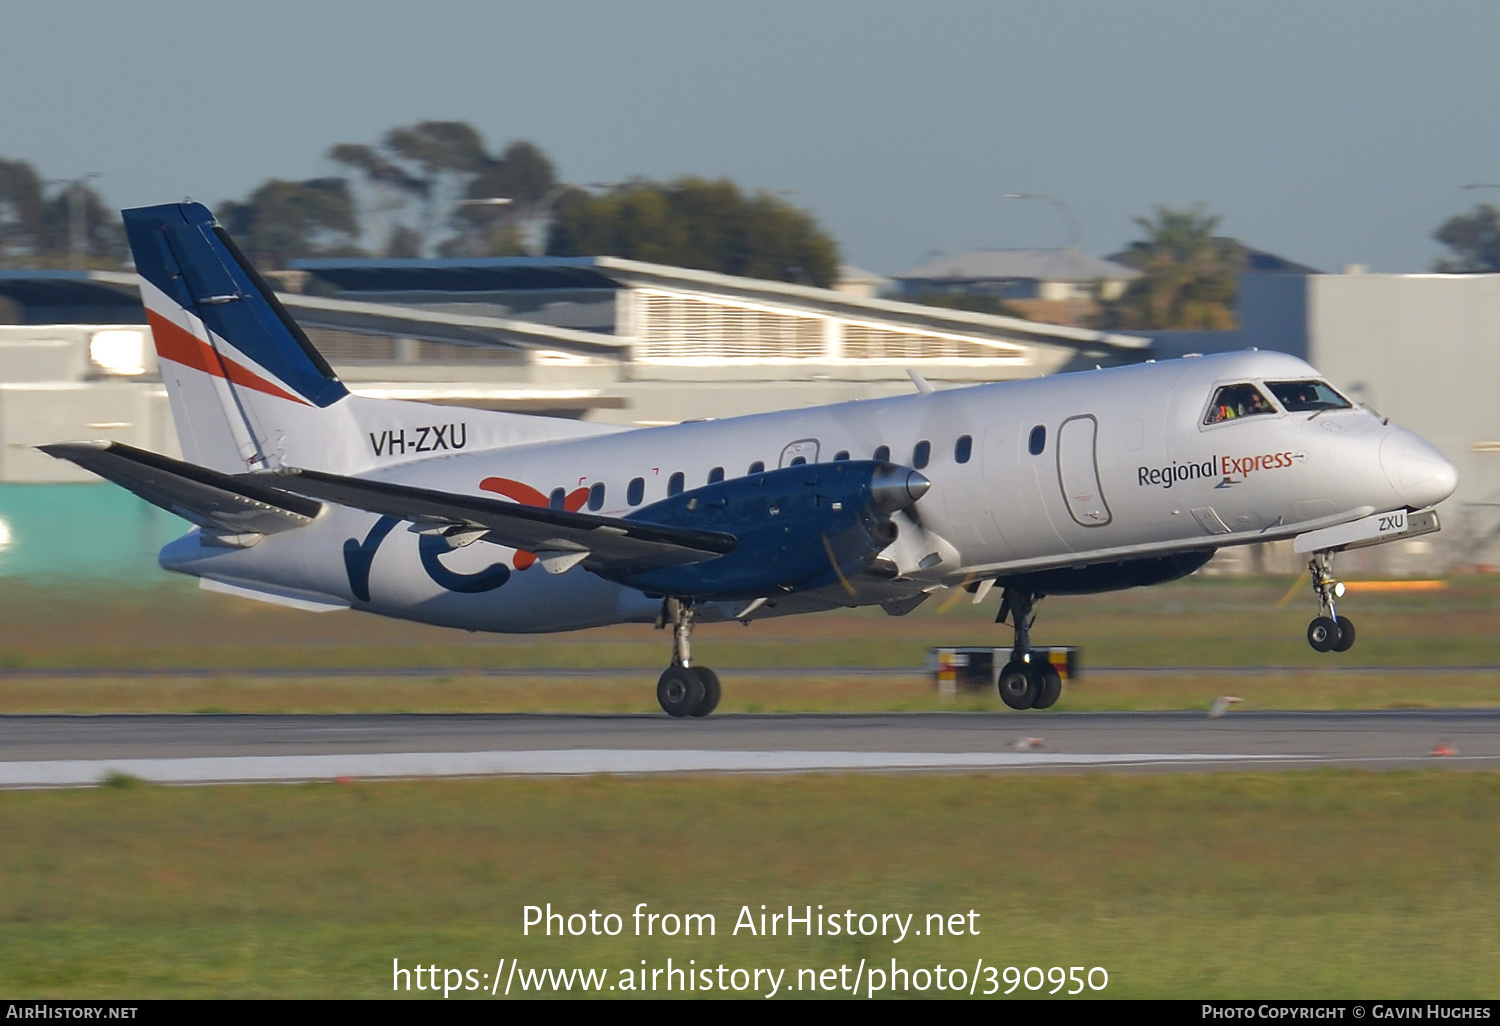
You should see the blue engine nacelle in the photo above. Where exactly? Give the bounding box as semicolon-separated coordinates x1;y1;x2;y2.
607;460;929;602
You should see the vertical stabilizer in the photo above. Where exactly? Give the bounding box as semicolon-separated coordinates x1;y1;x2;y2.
123;202;350;474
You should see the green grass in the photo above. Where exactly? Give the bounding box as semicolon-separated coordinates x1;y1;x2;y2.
0;574;1494;713
1;771;1497;997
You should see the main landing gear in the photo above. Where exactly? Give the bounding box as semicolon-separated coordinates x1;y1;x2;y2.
994;587;1062;711
655;598;721;718
1304;551;1356;653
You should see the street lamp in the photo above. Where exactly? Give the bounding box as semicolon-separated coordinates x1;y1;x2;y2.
521;182;622;256
442;197;514;258
1004;192;1081;250
44;172;102;269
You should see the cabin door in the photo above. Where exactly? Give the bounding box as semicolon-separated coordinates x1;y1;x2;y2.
1056;415;1112;527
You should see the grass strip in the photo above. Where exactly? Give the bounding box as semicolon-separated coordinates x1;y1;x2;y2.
1;770;1497;998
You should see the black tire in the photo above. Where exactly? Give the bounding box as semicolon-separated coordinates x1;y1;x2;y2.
997;661;1038;710
1033;662;1062;710
689;666;721;717
1307;616;1339;653
1332;616;1356;653
657;665;704;718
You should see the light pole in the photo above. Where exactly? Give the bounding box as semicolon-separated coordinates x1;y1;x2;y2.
522;182;621;255
445;197;513;257
45;172;102;268
1004;192;1081;251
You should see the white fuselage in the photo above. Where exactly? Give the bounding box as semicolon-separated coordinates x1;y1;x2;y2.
159;350;1455;632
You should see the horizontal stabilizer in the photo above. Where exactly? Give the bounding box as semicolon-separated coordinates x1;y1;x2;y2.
259;467;738;571
39;441;322;536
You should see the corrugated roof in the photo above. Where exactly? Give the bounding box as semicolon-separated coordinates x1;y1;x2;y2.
893;248;1140;283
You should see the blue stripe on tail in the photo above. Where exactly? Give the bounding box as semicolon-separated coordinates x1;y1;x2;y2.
123;202;348;408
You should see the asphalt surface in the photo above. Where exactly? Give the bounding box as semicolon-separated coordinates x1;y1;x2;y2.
0;710;1495;786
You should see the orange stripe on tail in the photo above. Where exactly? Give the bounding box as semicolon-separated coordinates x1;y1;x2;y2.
147;310;309;406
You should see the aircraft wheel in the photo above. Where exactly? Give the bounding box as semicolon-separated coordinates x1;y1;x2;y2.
1307;616;1339;653
689;666;721;717
1332;616;1356;653
997;661;1038;710
1032;662;1062;710
657;665;704;718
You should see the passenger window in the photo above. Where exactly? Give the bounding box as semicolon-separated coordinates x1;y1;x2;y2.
1028;425;1046;455
1266;380;1352;413
912;440;931;469
668;472;685;496
749;461;765;474
627;477;645;506
790;456;807;466
708;466;725;484
873;445;891;462
1205;383;1277;424
955;435;972;464
548;487;566;510
588;482;605;511
834;450;850;461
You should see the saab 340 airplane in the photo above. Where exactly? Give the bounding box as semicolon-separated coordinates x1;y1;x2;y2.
44;202;1459;716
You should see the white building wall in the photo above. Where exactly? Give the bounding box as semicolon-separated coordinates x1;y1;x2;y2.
1305;273;1500;570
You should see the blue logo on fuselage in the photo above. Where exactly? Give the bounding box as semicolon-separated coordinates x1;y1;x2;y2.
343;515;511;601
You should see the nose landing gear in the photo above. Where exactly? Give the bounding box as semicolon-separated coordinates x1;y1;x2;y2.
1305;552;1355;653
995;587;1061;710
655;598;722;717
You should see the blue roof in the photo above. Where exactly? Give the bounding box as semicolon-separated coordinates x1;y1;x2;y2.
288;256;619;294
0;271;143;324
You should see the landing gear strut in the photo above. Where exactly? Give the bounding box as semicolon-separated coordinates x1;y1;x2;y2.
995;588;1061;711
655;598;721;717
1305;551;1355;653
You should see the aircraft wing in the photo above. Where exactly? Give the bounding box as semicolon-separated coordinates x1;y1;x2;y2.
39;441;322;536
261;467;738;571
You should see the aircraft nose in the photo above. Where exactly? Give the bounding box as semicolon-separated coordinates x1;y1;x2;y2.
869;465;931;513
1379;429;1458;509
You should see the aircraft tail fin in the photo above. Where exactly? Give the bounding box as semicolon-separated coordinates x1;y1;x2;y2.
123;200;626;476
122;201;351;474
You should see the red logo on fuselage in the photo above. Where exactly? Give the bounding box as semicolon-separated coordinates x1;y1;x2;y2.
478;477;589;570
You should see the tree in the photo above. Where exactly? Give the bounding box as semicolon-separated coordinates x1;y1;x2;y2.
0;159;125;269
547;178;839;287
1104;205;1246;330
217;178;362;269
0;159;46;265
1433;204;1500;272
329;123;556;257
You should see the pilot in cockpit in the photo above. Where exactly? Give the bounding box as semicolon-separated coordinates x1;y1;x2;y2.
1205;383;1275;424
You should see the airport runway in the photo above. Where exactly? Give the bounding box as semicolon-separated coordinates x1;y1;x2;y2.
0;710;1496;786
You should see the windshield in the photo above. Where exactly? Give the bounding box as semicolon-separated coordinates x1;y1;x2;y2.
1204;383;1277;424
1266;380;1351;413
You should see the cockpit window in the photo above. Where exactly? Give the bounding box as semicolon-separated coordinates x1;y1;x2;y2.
1204;383;1277;424
1266;379;1352;413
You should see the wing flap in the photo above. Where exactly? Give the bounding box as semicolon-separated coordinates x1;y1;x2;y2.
260;467;737;571
39;441;321;536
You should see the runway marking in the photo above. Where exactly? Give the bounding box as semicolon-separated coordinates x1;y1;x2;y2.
0;748;1314;787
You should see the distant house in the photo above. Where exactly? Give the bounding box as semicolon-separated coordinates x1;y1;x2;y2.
833;264;891;300
891;248;1140;303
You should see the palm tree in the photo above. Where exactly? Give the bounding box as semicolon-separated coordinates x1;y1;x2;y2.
1105;205;1246;330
